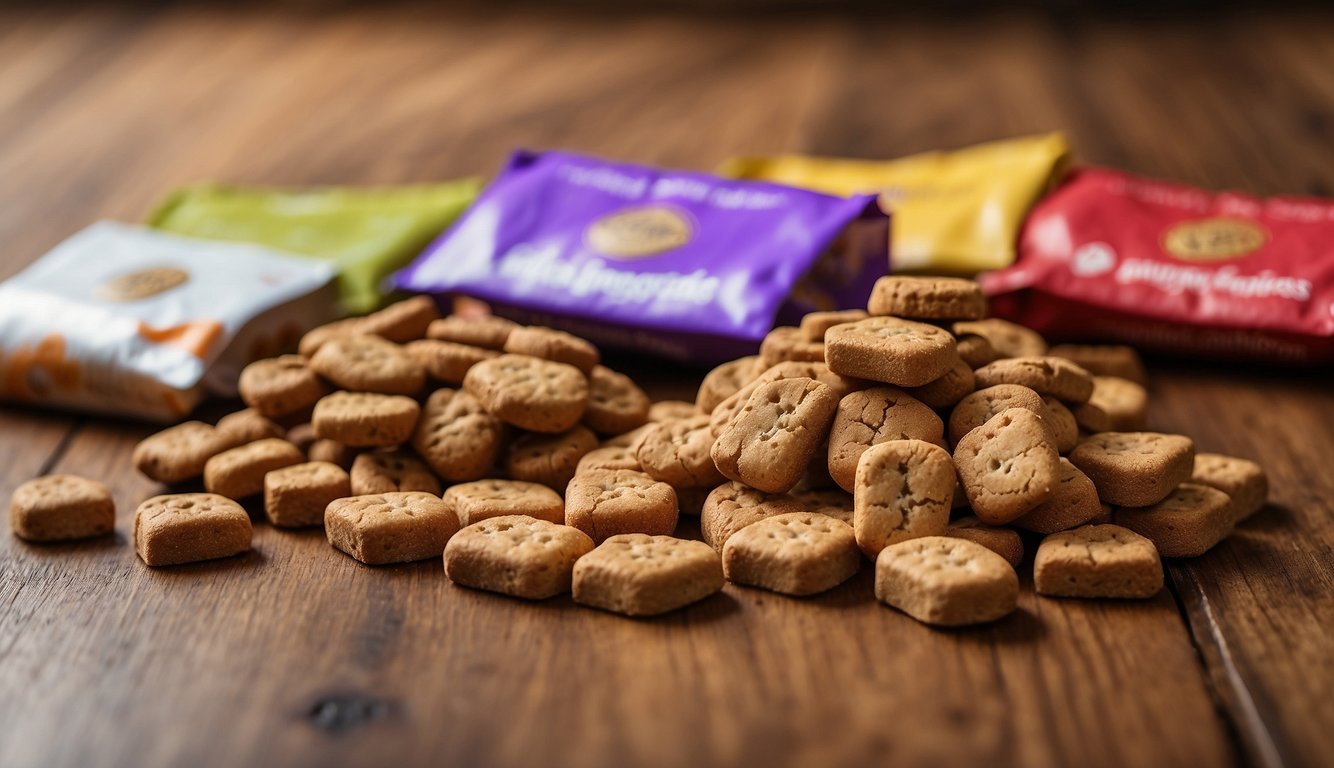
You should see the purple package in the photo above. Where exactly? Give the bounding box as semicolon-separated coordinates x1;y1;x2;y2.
394;150;888;363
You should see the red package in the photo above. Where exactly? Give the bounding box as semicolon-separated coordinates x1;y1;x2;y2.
981;167;1334;364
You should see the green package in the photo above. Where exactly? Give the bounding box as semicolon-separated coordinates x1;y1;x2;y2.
148;179;482;315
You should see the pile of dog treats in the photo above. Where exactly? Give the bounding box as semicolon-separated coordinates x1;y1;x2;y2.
8;278;1268;626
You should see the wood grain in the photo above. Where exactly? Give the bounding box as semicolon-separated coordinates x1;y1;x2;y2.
0;4;1330;767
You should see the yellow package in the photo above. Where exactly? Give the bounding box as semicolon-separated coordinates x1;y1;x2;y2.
720;133;1070;275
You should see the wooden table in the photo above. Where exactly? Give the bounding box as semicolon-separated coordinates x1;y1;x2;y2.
1;5;1331;767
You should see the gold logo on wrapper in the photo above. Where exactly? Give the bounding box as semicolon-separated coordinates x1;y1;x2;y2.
1163;218;1268;261
98;266;190;301
586;205;693;259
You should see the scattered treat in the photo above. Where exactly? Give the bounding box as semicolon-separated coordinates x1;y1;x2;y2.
134;493;252;566
411;389;505;482
203;438;304;500
635;416;725;489
709;361;860;435
463;354;589;433
355;295;440;345
699;481;804;551
565;468;679;543
505;426;599;490
787;487;854;526
10;474;115;542
133;421;228;484
238;355;330;418
695;356;760;414
1073;377;1149;433
866;276;986;320
907;356;974;409
503;326;599;374
325;492;460;565
711;378;838;494
1038;396;1080;453
583;366;651;435
1192;453;1268;523
1011;458;1103;534
825;316;957;387
308;438;357;469
215;408;285;448
443;480;565;526
309;335;426;396
954;408;1059;524
947;384;1046;447
311;391;420;447
972;357;1094;404
852;439;954;558
572;534;724;616
263;461;351;528
758;326;826;368
647;400;696;422
1069;432;1194;507
952;318;1047;359
946;516;1024;570
576;445;641;474
800;309;869;341
350;450;441;496
404;339;498;385
1048;344;1147;385
1115;483;1233;558
874;536;1019;627
427;314;518;350
444;515;595;600
1034;524;1163;598
953;328;998;368
722;512;860;596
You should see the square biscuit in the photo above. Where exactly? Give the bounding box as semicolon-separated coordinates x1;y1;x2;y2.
824;317;957;388
313;391;421;448
874;536;1018;627
1034;524;1163;598
326;492;460;565
264;461;351;528
1115;483;1233;558
133;421;229;484
953;408;1060;525
350;450;441;496
1073;376;1149;433
203;438;305;500
10;474;115;542
711;377;839;495
565;469;678;543
445;515;595;600
852;439;954;558
1069;432;1194;507
722;512;859;596
1191;453;1267;524
699;481;804;551
134;493;252;566
573;534;724;616
443;480;565;526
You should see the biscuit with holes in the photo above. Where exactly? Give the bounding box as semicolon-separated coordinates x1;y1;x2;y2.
853;439;954;557
411;389;504;482
404;339;498;385
427;314;519;350
907;355;974;409
326;492;459;564
10;474;115;542
1115;483;1233;558
583;366;651;435
445;515;594;599
565;469;678;543
799;309;869;341
503;326;599;374
1069;432;1194;507
788;487;854;526
946;516;1023;569
973;357;1094;404
572;534;724;616
711;378;838;494
312;391;420;447
576;445;641;474
239;355;330;418
464;354;589;433
947;384;1047;447
1034;524;1163;598
1191;453;1267;523
709;361;862;435
133;421;229;484
309;335;425;396
351;450;441;495
648;400;696;422
215;408;285;449
758;326;825;369
828;387;943;492
825;317;957;387
867;276;985;320
134;493;252;566
1074;376;1149;433
1012;458;1102;534
1048;344;1147;385
952;319;1047;359
444;480;565;526
699;481;804;551
1039;396;1079;453
695;356;761;413
505;426;599;490
954;408;1059;524
263;461;351;528
722;512;859;595
635;415;724;489
203;438;304;500
874;536;1018;626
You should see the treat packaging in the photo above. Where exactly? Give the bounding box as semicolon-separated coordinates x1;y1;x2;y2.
149;179;481;315
395;150;888;363
719;133;1069;275
982;167;1334;364
0;222;338;421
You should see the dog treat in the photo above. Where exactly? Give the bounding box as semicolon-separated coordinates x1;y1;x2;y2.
953;328;999;368
133;421;229;484
312;391;420;447
325;492;460;565
825;316;957;387
647;400;696;422
239;355;330;418
800;309;870;342
444;515;595;599
298;318;365;358
444;480;565;526
411;388;505;482
635;415;725;488
203;438;304;499
504;326;599;374
907;356;974;409
564;468;679;543
712;378;838;494
427;314;518;350
308;438;357;469
1115;483;1233;558
1034;524;1163;598
973;357;1094;404
576;445;641;474
1048;344;1147;385
464;354;589;433
309;335;426;396
1192;453;1268;523
1074;377;1148;434
946;516;1024;570
954;408;1059;524
947;384;1047;447
759;326;826;368
10;474;115;542
215;408;285;448
350;450;441;496
710;361;862;435
867;276;986;320
134;493;252;566
1012;458;1103;534
404;339;498;385
1039;396;1079;453
583;366;651;435
788;487;855;526
699;481;805;551
874;536;1019;627
722;512;860;596
355;296;440;344
953;318;1047;359
1069;432;1194;507
505;426;599;490
572;534;724;616
263;461;351;528
852;439;954;558
696;356;760;414
285;423;318;453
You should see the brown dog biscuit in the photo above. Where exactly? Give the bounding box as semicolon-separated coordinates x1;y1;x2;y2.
564;468;678;543
10;474;115;542
203;438;304;500
351;450;441;495
572;534;724;616
711;378;838;494
952;318;1047;359
907;355;974;409
788;487;855;526
1191;453;1268;523
411;389;504;482
133;421;229;484
699;481;804;551
505;426;599;490
723;512;859;596
464;354;589;433
867;276;985;320
1069;432;1195;507
134;493;252;566
954;408;1059;524
312;391;420;447
298;317;366;357
947;384;1047;447
503;326;599;374
444;480;565;525
799;309;870;341
825;317;957;387
308;439;358;469
758;326;825;369
309;335;426;396
444;515;594;599
359;296;440;344
710;361;863;436
285;423;318;454
1115;483;1233;558
427;314;519;350
1039;396;1079;453
1034;524;1163;598
852;439;954;558
239;355;330;418
576;445;641;474
325;492;460;565
583;366;651;435
1048;344;1147;385
263;461;351;528
973;356;1094;404
874;536;1018;627
1012;458;1103;534
635;415;725;489
647;400;696;422
826;387;944;492
954;331;998;369
946;516;1023;569
405;339;499;385
695;356;761;414
215;408;285;449
1073;376;1149;433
